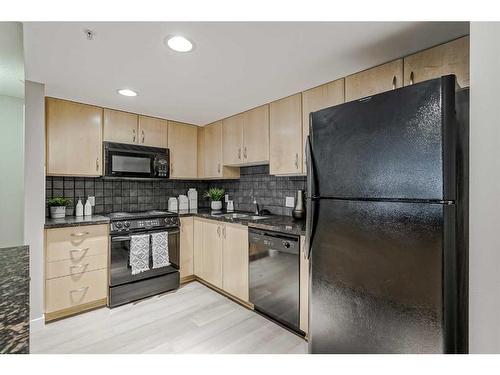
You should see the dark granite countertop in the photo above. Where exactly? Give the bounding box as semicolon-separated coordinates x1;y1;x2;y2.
44;215;110;229
178;209;306;236
0;246;29;354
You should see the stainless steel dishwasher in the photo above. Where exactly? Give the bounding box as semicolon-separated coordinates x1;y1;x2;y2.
249;228;301;333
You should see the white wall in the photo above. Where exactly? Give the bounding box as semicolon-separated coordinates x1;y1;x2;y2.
0;95;25;247
469;22;500;353
24;81;46;326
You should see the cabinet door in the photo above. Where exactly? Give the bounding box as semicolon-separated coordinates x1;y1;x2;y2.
269;93;303;175
222;223;249;302
222;114;244;166
193;218;203;277
103;109;138;144
404;36;469;88
299;236;309;334
302;79;344;171
204;121;223;177
167;121;198;179
202;220;223;288
345;59;403;102
243;104;270;164
46;98;103;176
138;115;168;148
180;217;194;280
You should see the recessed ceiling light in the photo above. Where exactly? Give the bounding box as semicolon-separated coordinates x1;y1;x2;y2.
117;89;138;97
165;35;193;52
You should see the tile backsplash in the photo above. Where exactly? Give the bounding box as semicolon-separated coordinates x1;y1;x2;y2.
46;165;306;217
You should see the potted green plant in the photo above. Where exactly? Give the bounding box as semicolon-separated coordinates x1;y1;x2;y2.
204;188;225;211
48;197;71;219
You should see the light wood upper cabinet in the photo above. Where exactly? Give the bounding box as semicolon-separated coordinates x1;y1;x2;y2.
243;104;269;164
46;98;103;177
222;114;244;165
302;79;345;171
269;93;303;175
138;115;168;148
167;121;198;179
201;220;223;288
180;217;194;280
222;223;249;302
204;121;223;178
103;109;138;145
404;36;469;88
345;59;403;102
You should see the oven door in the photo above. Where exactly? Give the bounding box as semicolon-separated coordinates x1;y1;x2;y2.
110;228;180;287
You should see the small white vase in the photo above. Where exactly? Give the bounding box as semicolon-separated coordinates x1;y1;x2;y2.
50;206;66;219
211;201;222;210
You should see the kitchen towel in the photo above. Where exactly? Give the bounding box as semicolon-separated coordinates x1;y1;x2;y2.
151;231;170;269
130;234;150;275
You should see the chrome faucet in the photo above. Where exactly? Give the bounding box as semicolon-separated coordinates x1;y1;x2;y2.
253;198;260;216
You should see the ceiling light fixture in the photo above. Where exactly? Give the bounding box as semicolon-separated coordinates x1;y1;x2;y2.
117;89;138;97
165;35;193;52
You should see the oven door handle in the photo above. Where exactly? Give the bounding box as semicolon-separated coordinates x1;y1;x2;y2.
112;236;132;242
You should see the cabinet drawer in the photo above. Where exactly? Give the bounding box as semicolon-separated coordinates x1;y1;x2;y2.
46;254;108;280
45;269;108;313
46;224;108;262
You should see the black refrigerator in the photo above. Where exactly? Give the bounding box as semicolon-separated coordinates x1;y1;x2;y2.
305;75;468;354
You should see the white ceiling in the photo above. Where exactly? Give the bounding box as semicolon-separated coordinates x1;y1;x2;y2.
24;22;468;125
1;22;24;98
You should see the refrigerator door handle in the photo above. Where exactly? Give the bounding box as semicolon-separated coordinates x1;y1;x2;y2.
305;135;317;260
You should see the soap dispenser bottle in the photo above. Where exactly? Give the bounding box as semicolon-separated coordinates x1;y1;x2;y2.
76;197;84;217
84;196;92;216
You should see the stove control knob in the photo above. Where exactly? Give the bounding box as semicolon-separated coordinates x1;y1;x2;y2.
124;221;130;228
115;222;123;229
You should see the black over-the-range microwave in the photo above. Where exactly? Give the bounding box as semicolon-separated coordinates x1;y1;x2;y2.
103;142;169;178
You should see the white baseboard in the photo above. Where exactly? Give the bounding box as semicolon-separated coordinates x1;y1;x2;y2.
30;315;45;332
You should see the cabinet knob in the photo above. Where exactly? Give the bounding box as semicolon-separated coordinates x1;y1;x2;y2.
217;226;221;237
238;148;241;160
244;147;247;159
96;157;99;171
392;76;397;90
218;163;221;174
222;225;226;239
132;128;136;142
295;153;299;169
142;130;145;144
409;71;414;85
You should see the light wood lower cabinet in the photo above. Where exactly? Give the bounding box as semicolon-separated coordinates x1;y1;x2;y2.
201;220;224;288
191;218;249;303
46;98;103;177
403;36;469;88
222;223;249;302
44;224;109;321
345;59;403;102
179;217;194;281
299;236;309;335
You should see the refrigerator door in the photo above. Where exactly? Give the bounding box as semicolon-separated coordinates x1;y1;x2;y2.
309;199;457;353
309;75;456;201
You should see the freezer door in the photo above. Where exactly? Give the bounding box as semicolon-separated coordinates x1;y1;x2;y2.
309;199;457;353
309;75;456;200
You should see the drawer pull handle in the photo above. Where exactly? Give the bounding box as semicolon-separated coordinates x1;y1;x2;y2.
70;248;90;260
70;264;89;272
70;248;89;254
409;71;414;85
70;286;89;294
71;232;90;237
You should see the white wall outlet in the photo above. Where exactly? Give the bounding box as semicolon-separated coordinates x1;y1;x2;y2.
225;194;229;203
88;196;95;206
285;196;295;208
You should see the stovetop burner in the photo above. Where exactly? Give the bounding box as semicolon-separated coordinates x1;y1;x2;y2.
107;210;177;220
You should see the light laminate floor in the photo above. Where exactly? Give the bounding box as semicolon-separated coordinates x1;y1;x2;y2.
31;281;307;354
